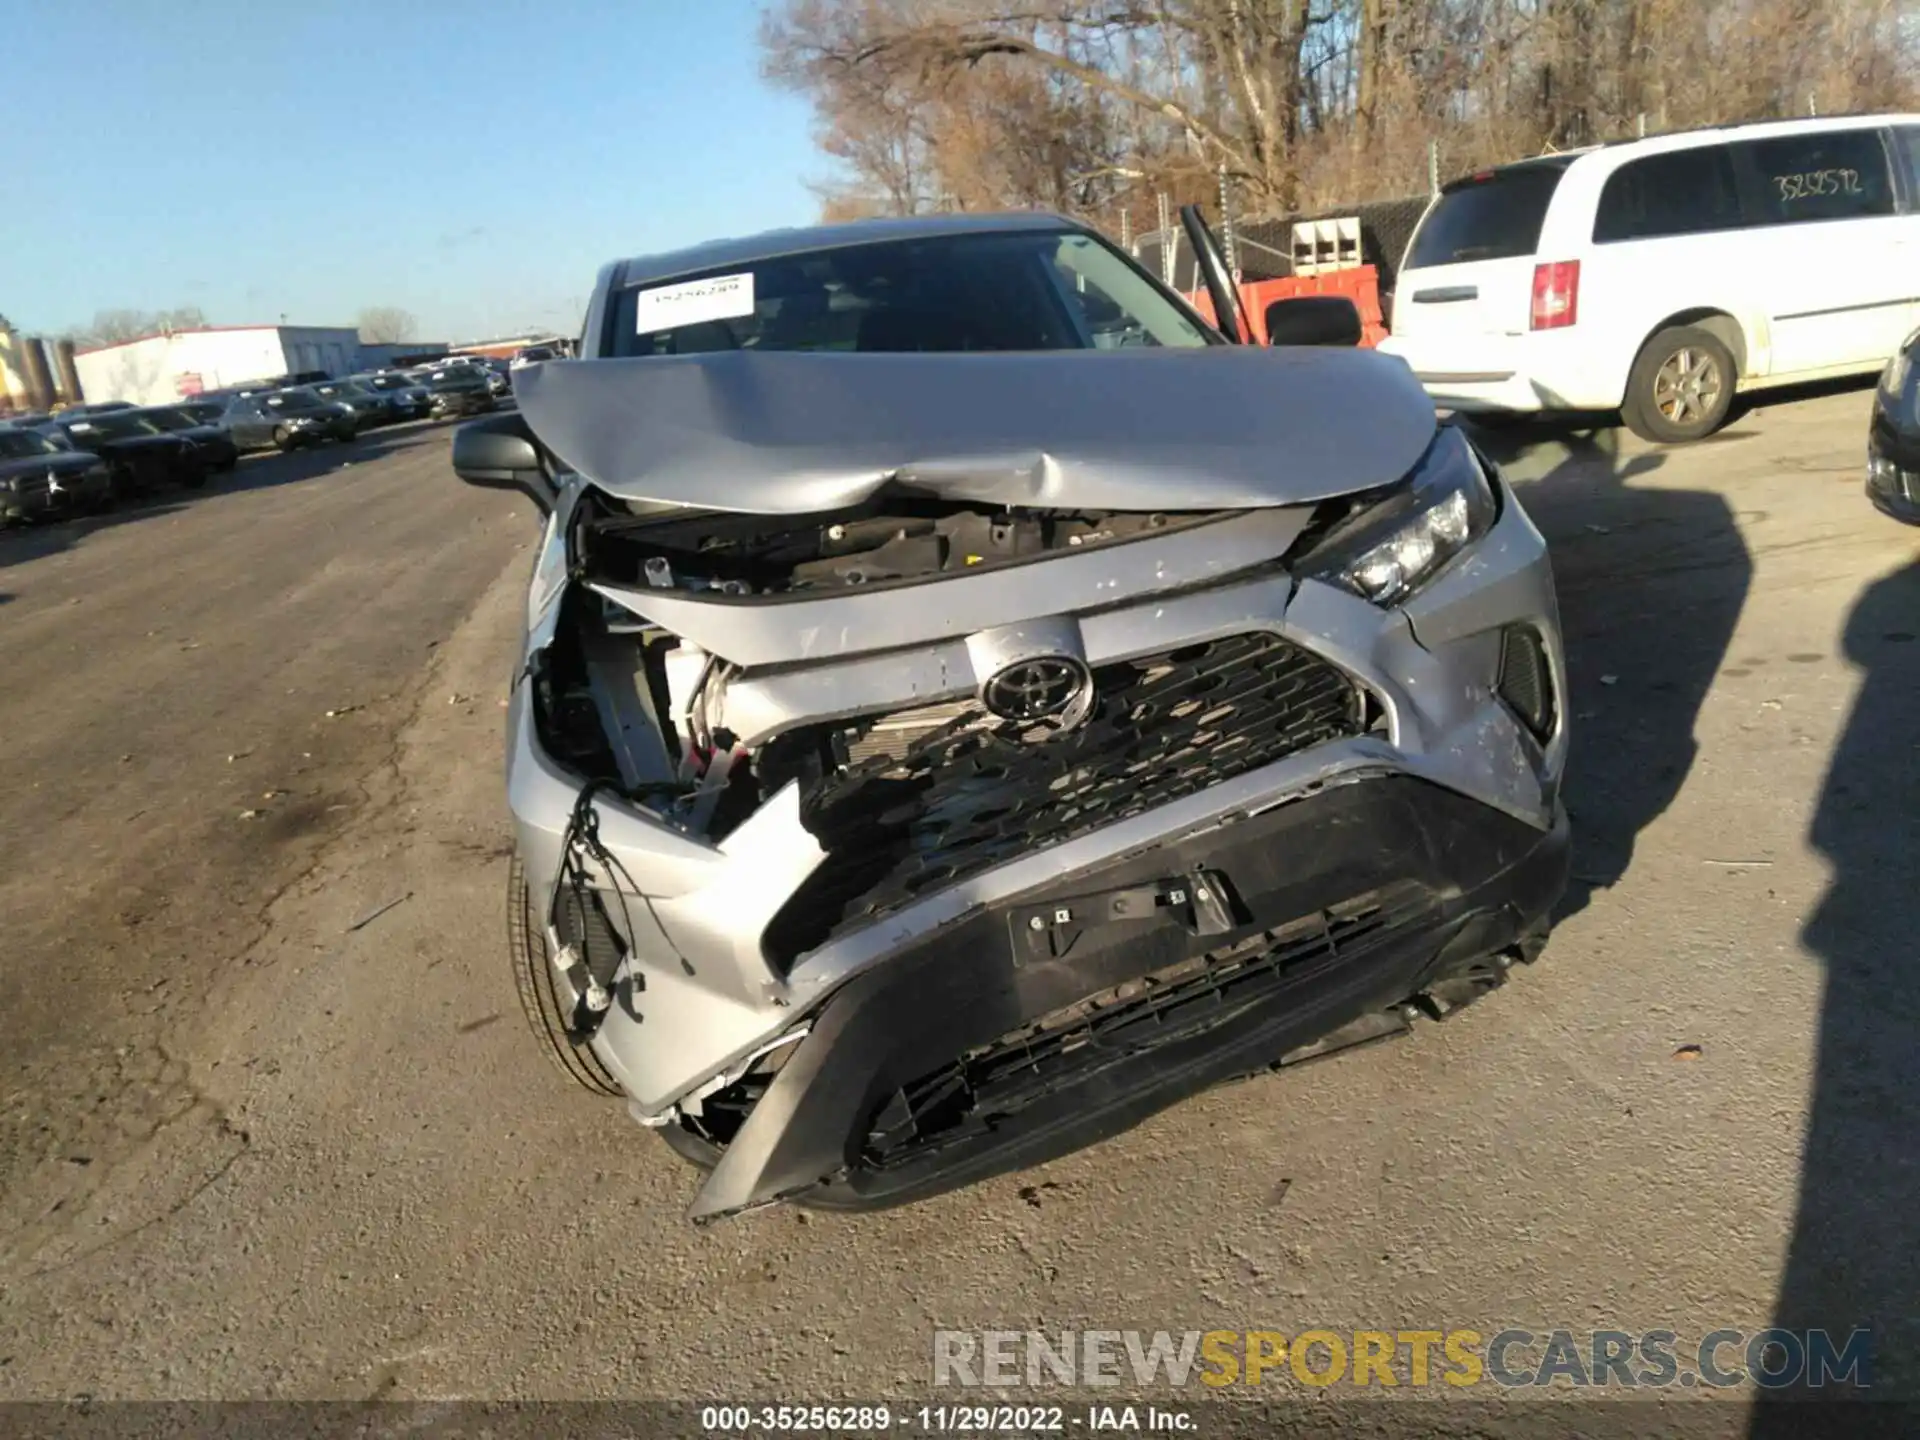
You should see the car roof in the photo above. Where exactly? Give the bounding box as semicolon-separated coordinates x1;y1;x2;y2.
1460;111;1920;186
614;210;1081;289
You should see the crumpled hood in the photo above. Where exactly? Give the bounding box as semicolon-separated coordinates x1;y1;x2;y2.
513;347;1438;515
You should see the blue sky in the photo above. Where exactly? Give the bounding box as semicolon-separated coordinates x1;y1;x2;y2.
4;1;823;342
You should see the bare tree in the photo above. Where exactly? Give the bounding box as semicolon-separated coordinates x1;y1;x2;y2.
765;0;1920;225
356;306;418;345
68;306;206;349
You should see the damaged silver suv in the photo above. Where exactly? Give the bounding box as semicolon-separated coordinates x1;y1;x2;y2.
451;209;1570;1223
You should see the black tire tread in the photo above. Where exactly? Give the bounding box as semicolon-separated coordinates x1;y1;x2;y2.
506;854;624;1098
1622;324;1736;444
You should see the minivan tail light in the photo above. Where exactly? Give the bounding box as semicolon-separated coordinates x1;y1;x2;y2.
1530;261;1580;330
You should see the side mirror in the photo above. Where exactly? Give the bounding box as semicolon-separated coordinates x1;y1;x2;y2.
451;410;555;514
1264;296;1363;348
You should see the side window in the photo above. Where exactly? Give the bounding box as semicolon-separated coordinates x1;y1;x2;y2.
1592;146;1744;243
1898;126;1920;205
1739;129;1895;224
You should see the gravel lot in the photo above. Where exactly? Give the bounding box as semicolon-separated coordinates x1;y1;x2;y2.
0;387;1914;1435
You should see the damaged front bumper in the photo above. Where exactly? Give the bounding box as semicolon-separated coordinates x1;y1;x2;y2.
501;451;1568;1219
686;774;1568;1219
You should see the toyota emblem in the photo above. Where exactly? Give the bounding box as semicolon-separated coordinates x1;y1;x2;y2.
982;656;1094;730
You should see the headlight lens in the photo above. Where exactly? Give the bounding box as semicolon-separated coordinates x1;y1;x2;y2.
1300;425;1498;606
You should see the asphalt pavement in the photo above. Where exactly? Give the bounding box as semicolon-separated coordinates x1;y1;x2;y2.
0;388;1914;1434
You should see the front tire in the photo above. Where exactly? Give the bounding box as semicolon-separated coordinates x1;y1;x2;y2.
1622;325;1736;443
271;425;295;453
506;855;624;1098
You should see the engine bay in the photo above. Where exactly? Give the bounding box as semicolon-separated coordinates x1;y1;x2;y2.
575;492;1232;596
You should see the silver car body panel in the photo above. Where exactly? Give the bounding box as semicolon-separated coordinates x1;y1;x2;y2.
501;462;1565;1114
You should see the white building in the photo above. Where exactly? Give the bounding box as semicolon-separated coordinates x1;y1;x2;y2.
73;325;368;407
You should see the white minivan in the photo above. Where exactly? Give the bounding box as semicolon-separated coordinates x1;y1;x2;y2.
1378;116;1920;441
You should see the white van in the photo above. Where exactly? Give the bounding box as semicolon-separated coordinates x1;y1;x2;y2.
1378;115;1920;441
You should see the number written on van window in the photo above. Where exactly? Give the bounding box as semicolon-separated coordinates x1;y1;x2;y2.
1773;169;1863;203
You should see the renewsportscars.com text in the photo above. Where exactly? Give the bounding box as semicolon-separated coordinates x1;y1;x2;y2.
932;1327;1871;1391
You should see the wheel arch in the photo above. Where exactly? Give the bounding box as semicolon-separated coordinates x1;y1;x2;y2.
1631;308;1752;381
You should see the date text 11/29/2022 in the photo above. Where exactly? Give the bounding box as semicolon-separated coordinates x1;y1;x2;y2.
700;1404;1196;1432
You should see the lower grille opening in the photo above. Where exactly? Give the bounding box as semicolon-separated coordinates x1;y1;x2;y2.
763;632;1366;966
1496;625;1555;742
862;883;1434;1170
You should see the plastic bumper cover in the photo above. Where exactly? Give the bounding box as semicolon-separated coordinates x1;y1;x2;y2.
1377;332;1621;413
685;773;1570;1221
1867;404;1920;524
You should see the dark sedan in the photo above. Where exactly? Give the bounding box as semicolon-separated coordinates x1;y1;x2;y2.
0;423;114;523
1867;327;1919;525
420;366;496;418
134;405;240;473
221;390;359;452
36;411;208;496
308;379;401;427
348;371;433;420
172;399;231;426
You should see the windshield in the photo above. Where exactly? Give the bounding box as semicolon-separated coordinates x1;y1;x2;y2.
0;429;60;459
361;374;409;391
428;370;477;386
611;228;1212;356
140;409;195;432
266;391;325;412
67;413;163;441
318;382;370;399
1406;166;1568;268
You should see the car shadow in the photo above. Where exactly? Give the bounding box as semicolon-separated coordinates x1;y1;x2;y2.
217;423;427;496
0;496;194;575
1747;559;1920;1423
1726;370;1881;427
1465;417;1752;923
0;421;452;574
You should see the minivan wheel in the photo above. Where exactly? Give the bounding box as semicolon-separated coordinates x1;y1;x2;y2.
507;854;624;1098
1623;326;1735;443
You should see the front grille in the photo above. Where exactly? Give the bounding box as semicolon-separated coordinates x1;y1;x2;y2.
863;882;1433;1168
763;631;1364;965
1496;625;1554;742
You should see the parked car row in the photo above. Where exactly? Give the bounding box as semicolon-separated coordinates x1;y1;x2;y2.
1;404;220;523
1;352;522;524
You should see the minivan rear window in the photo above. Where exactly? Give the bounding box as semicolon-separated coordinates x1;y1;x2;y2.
1405;167;1566;269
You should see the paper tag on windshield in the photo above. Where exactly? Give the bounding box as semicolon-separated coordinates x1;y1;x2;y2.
634;273;755;334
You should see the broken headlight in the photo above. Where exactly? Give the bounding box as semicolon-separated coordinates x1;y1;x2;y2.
1301;425;1496;606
